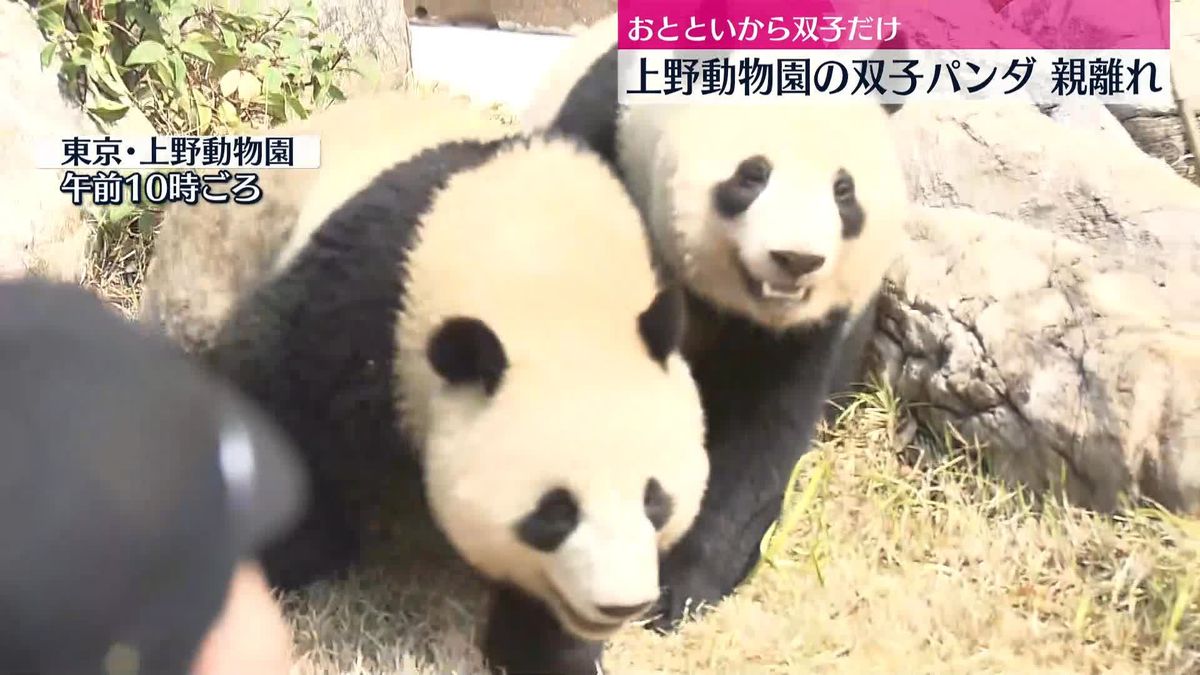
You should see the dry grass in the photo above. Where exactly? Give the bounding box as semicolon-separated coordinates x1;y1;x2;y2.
272;379;1200;675
1168;136;1197;183
82;207;154;319
283;474;492;675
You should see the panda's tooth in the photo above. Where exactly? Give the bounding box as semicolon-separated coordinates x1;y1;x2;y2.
761;280;809;301
763;281;789;298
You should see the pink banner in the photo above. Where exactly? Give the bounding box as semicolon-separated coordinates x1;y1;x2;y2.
615;0;1171;51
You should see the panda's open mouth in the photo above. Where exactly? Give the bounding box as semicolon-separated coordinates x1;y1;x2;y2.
543;582;628;639
733;256;813;303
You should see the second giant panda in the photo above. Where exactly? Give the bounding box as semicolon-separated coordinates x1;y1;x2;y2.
141;91;711;675
521;15;912;631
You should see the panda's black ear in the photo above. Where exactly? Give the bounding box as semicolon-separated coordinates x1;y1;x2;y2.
427;317;508;396
638;286;685;368
873;29;910;116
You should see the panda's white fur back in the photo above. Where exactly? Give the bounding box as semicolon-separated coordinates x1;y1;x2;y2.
391;136;709;610
274;91;512;273
141;89;511;352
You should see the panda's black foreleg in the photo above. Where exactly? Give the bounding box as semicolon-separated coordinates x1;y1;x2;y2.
202;256;404;593
204;318;365;592
821;291;881;425
258;472;363;591
648;306;851;632
482;584;605;675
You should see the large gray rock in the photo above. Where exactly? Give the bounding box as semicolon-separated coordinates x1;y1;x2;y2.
870;102;1200;514
1000;0;1170;51
320;0;414;93
0;0;93;282
402;0;614;31
1037;98;1137;147
231;0;414;95
1104;1;1200;178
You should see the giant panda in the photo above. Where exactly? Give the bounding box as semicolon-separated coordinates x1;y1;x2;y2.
140;91;711;675
521;14;912;631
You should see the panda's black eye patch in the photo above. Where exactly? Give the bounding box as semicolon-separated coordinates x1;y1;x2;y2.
833;168;865;239
516;487;580;552
643;478;673;531
637;285;684;368
427;316;508;396
736;155;772;185
833;169;855;202
713;155;772;218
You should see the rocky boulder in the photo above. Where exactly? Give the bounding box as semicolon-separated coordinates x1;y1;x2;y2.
1105;1;1200;179
870;102;1200;514
231;0;414;95
0;0;93;283
319;0;414;93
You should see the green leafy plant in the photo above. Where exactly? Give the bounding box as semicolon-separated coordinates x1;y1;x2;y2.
32;0;357;135
29;0;359;306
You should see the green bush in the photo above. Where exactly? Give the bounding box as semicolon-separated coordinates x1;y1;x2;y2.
29;0;358;308
32;0;357;134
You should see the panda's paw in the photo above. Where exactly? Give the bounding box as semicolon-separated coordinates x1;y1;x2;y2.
259;519;361;591
645;567;726;634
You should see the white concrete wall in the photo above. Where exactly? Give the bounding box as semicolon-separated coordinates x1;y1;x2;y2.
409;24;577;111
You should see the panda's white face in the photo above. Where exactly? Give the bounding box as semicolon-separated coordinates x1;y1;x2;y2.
418;320;709;641
618;102;910;332
722;155;848;302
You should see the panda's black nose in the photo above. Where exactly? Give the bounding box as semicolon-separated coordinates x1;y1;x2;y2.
596;600;655;620
769;251;825;278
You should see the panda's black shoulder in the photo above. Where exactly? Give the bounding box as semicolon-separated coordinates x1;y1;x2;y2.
287;134;520;300
205;135;520;454
548;43;621;166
